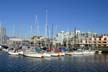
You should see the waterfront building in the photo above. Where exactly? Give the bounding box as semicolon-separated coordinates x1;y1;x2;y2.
56;31;65;45
88;34;108;48
7;37;23;48
31;36;47;45
69;30;97;48
56;29;97;48
56;31;71;45
7;37;23;44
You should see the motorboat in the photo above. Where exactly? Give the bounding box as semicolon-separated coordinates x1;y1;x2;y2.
8;50;19;55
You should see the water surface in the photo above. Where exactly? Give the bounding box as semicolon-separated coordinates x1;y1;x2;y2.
0;51;108;72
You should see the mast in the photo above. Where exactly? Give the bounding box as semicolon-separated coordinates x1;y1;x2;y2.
0;22;2;44
51;24;54;48
33;15;39;46
66;30;69;48
12;24;16;48
30;25;33;46
55;25;57;48
74;27;77;48
45;9;48;47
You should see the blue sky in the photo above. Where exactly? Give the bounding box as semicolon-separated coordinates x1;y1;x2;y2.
0;0;108;38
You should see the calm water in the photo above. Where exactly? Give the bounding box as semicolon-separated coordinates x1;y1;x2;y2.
0;52;108;72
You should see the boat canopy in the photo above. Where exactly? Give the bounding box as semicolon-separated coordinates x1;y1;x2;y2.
35;47;42;53
58;48;68;52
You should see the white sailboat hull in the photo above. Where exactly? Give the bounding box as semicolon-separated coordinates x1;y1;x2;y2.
83;50;95;55
59;52;65;56
2;49;8;52
18;51;24;55
24;53;43;58
65;52;72;55
98;51;102;54
89;51;95;54
72;51;83;55
42;53;51;57
51;53;59;57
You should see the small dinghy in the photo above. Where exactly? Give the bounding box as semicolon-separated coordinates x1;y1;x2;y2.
8;50;19;55
8;48;18;55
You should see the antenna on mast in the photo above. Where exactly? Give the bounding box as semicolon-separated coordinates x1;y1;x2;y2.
12;24;15;37
45;9;49;38
35;15;39;36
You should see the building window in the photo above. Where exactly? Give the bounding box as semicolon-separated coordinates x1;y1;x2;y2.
86;41;87;43
103;42;106;43
104;38;107;40
98;41;101;43
99;38;101;40
89;41;91;43
94;41;96;43
98;45;101;47
104;45;107;47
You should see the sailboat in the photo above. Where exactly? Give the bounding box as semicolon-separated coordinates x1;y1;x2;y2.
23;16;44;58
82;34;96;55
71;28;83;55
58;48;66;56
83;49;95;55
51;24;59;57
50;47;59;57
41;10;52;57
42;51;51;57
7;24;23;55
51;53;59;57
59;52;65;56
65;31;73;55
23;46;43;58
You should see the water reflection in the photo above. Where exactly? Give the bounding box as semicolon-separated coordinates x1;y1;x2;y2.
0;52;108;72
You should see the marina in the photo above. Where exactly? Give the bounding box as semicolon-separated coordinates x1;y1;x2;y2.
0;43;101;57
0;0;108;72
